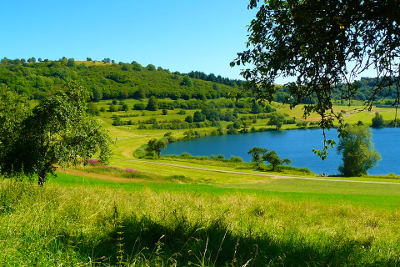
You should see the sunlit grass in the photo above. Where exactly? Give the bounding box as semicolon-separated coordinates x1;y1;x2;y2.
1;175;400;265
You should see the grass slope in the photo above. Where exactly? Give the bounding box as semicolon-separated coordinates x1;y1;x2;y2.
1;173;400;266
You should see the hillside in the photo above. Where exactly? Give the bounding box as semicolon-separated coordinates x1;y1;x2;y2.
2;58;399;109
0;58;241;100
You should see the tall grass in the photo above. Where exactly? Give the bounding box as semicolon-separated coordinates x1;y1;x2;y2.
1;179;400;266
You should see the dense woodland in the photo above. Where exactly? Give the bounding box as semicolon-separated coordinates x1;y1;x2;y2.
0;57;242;101
1;57;398;106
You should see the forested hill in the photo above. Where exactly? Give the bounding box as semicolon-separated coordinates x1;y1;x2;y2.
0;58;242;100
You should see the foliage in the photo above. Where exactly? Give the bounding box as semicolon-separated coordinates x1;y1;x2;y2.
186;70;243;87
193;111;206;122
87;102;99;115
372;112;384;128
262;150;291;171
337;125;381;176
180;75;192;87
0;82;111;185
248;146;290;171
248;147;268;167
133;103;146;110
234;0;400;157
146;96;158;111
185;115;193;123
0;59;237;101
145;138;167;157
120;103;128;111
251;102;262;114
268;112;285;130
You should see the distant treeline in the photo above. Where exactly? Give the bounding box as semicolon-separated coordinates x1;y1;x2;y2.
1;57;396;105
275;77;400;105
185;71;243;87
0;57;244;101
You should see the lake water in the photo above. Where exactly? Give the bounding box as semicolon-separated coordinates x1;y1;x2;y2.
162;128;400;175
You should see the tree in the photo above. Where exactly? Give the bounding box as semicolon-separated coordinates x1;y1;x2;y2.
193;111;205;122
145;138;167;157
91;87;103;102
371;112;384;128
180;75;193;87
0;82;111;185
28;57;36;63
121;103;129;111
0;89;30;169
133;103;146;110
337;125;381;177
185;115;193;123
233;0;400;157
108;104;117;112
67;58;75;67
133;89;146;99
251;102;262;114
146;64;156;71
162;109;168;115
146;96;158;111
248;147;268;167
268;112;285;130
262;150;291;171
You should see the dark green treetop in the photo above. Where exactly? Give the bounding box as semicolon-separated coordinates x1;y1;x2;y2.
0;82;112;186
337;125;381;176
146;96;158;111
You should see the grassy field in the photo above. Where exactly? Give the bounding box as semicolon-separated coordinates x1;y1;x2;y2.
2;100;400;265
1;172;400;266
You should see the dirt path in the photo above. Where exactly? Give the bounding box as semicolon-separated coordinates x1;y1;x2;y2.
114;159;400;185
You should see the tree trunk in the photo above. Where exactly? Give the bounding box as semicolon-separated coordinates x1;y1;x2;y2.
38;172;46;186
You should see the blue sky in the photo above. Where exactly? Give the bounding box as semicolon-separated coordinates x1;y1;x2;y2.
0;0;255;79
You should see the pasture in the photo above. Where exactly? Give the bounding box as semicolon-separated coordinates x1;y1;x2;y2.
1;170;400;265
2;100;400;266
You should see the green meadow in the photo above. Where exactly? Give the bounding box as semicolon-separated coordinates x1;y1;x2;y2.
2;97;400;266
2;171;400;266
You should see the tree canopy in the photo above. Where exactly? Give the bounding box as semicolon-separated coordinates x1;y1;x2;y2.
145;138;167;158
248;147;290;170
371;112;384;128
0;82;112;185
268;112;285;130
262;150;291;171
337;125;380;176
0;59;238;101
233;0;400;157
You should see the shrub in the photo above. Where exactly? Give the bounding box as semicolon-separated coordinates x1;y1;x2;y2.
372;112;384;128
230;156;243;162
134;103;146;110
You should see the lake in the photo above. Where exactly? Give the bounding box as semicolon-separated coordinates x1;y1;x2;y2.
162;128;400;175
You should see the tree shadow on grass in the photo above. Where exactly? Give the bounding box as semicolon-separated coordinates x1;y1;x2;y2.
56;215;398;266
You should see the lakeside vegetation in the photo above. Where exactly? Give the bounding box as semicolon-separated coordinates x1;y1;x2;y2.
2;60;400;265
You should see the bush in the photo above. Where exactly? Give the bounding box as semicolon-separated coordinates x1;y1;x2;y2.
372;112;384;128
146;96;158;111
185;115;193;123
230;156;243;162
134;103;146;110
